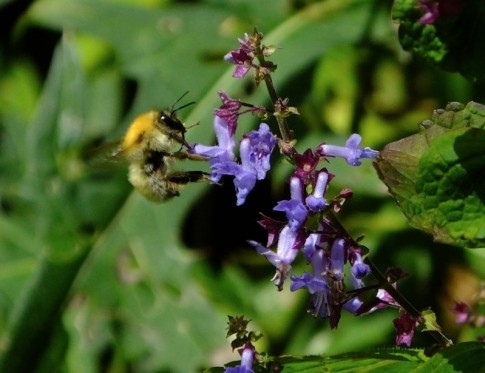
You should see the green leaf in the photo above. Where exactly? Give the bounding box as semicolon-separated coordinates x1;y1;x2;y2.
218;348;428;372
392;0;485;82
419;309;441;333
423;342;485;372
213;343;485;372
374;101;485;248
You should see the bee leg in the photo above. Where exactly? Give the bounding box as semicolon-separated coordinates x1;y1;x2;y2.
167;171;210;185
171;151;208;161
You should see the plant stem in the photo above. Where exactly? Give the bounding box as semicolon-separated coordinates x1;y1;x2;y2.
327;211;452;347
262;73;293;142
253;33;293;143
364;257;453;347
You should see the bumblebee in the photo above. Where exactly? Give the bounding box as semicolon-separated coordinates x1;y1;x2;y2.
114;98;209;202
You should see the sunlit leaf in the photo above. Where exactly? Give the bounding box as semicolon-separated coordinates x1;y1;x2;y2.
374;101;485;248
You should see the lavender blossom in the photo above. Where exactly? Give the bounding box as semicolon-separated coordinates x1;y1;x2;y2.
318;134;379;166
393;312;419;347
241;123;276;180
224;34;256;78
225;343;255;373
451;301;471;324
273;199;307;232
418;0;440;24
305;171;329;212
291;244;331;318
193;118;275;205
192;115;235;183
418;0;464;24
249;225;300;290
330;239;346;281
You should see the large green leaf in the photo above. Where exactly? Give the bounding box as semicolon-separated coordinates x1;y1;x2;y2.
374;101;485;248
210;342;485;372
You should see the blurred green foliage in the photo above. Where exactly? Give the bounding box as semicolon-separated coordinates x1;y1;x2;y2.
0;0;484;372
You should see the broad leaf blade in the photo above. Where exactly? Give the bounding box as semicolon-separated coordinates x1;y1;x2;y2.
374;102;485;248
215;343;485;372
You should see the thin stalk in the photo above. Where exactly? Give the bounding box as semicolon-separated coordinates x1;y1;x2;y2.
365;257;453;347
327;212;453;348
254;43;293;142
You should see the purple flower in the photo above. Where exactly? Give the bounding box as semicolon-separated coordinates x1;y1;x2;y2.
418;0;464;25
293;149;320;184
225;343;255;373
343;297;364;314
227;123;275;205
302;232;324;261
240;123;276;180
224;34;256;78
451;301;470;324
318;134;379;166
214;91;242;133
419;0;439;24
291;247;331;318
305;171;329;212
249;225;300;290
350;252;370;281
393;312;418;347
233;169;257;206
274;199;308;232
272;176;308;231
290;272;328;293
330;239;346;281
192;115;235;182
213;161;257;206
289;176;304;202
193;118;275;205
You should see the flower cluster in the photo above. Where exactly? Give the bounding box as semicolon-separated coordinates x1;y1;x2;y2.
209;27;450;369
192;92;274;205
224;30;277;82
195;29;388;331
248;141;379;328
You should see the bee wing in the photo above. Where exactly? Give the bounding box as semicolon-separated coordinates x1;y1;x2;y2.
83;140;129;171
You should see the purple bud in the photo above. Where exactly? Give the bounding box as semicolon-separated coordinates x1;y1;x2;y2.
305;171;329;212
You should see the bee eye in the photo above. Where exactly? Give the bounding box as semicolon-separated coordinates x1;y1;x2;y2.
158;111;186;133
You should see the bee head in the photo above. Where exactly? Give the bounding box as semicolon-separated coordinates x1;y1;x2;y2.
156;92;196;146
158;110;187;135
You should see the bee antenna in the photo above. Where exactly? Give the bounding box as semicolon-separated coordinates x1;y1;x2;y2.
175;90;190;104
170;91;195;113
173;101;196;113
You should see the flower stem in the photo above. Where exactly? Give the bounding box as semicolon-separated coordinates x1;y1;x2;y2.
253;32;293;143
364;257;453;347
262;73;293;143
327;211;452;347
